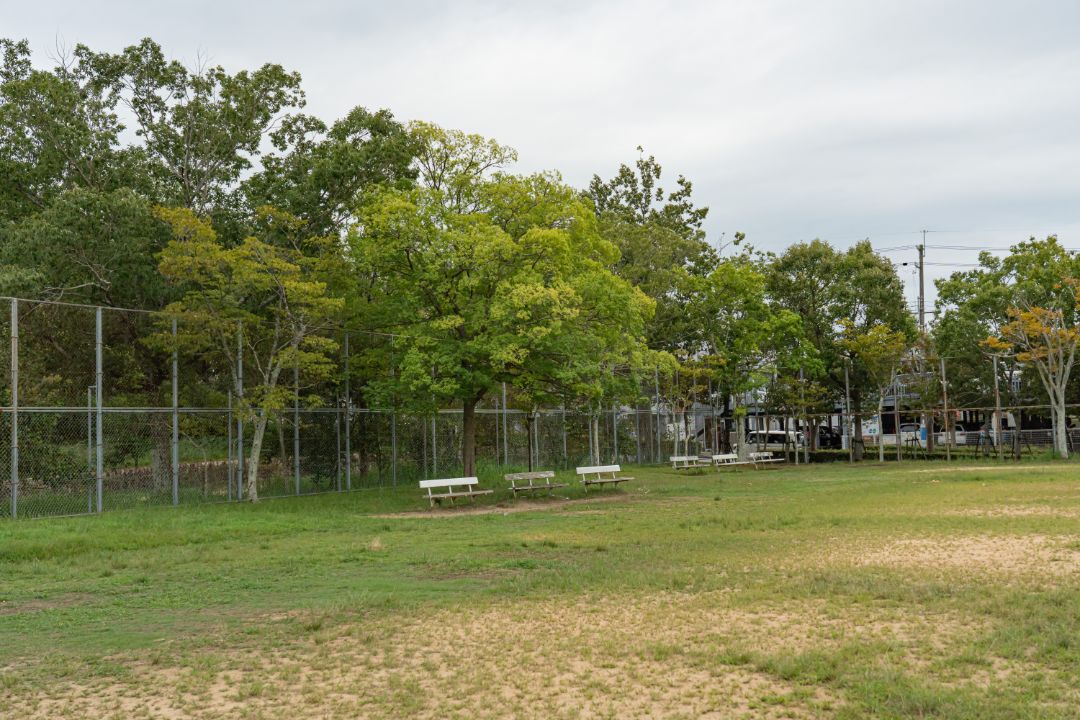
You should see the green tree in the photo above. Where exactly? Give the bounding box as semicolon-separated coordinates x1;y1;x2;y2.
935;236;1080;411
244;106;418;237
984;281;1080;458
767;239;914;458
350;124;654;476
156;206;344;500
0;39;139;219
81;38;305;215
841;321;909;462
688;255;808;454
586;148;719;351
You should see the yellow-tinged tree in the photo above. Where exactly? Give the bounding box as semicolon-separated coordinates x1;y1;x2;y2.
841;321;909;463
985;282;1080;458
155;206;344;499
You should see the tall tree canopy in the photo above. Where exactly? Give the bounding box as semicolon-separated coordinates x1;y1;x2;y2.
350;125;654;475
937;236;1080;454
586;148;718;351
767;239;914;456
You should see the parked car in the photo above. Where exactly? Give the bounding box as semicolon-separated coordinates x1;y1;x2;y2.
899;423;921;444
746;430;804;451
935;424;967;445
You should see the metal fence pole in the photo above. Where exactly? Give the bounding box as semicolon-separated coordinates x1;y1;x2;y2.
335;403;342;492
171;318;179;506
941;356;951;462
95;306;103;513
494;393;500;468
655;367;662;462
502;382;508;465
293;360;300;495
431;412;437;477
227;392;233;501
236;323;244;500
561;404;568;468
86;386;93;514
344;332;351;491
10;299;18;518
391;408;397;487
612;404;618;463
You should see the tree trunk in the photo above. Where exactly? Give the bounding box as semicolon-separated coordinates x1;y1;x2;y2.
246;409;268;501
735;410;746;459
852;389;865;461
462;398;478;476
1054;399;1069;459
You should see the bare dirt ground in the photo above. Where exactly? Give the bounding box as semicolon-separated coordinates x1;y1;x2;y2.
372;492;642;518
17;592;990;720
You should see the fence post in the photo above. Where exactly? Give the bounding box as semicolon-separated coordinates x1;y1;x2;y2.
236;323;244;500
95;306;103;513
941;358;950;464
344;332;351;491
390;407;397;487
335;404;342;492
86;386;93;504
845;358;854;463
171;318;179;506
227;392;233;501
10;299;17;519
343;332;352;490
502;382;508;465
293;360;300;496
431;412;437;477
561;404;568;468
612;404;618;463
655;367;662;463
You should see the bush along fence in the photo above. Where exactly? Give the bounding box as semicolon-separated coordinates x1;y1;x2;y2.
1;296;1077;518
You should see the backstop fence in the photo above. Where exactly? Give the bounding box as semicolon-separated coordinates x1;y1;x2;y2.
0;296;1074;519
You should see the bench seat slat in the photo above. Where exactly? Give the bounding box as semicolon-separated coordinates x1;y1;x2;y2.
431;489;494;499
420;476;479;489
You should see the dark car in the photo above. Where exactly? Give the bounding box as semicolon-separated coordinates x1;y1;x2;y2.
817;426;843;449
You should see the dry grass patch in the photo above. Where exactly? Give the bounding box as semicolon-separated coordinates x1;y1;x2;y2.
855;534;1080;578
12;591;998;720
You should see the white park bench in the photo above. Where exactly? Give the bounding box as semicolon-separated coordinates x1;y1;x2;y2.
711;453;749;468
748;451;785;467
670;455;710;470
418;477;494;508
505;470;567;497
576;464;633;492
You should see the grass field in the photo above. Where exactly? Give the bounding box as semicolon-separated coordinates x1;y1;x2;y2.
2;460;1079;719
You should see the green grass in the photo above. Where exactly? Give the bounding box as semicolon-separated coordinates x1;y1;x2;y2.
2;460;1080;718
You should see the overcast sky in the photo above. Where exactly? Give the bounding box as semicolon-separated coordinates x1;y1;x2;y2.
8;0;1080;312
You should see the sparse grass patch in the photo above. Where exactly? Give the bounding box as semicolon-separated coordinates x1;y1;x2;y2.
2;460;1080;717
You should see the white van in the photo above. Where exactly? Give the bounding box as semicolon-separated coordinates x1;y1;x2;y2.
745;430;804;451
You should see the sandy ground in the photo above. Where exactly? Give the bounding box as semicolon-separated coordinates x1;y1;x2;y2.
14;591;994;720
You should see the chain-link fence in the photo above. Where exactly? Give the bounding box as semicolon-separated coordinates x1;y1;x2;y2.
0;297;682;518
3;296;1078;519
